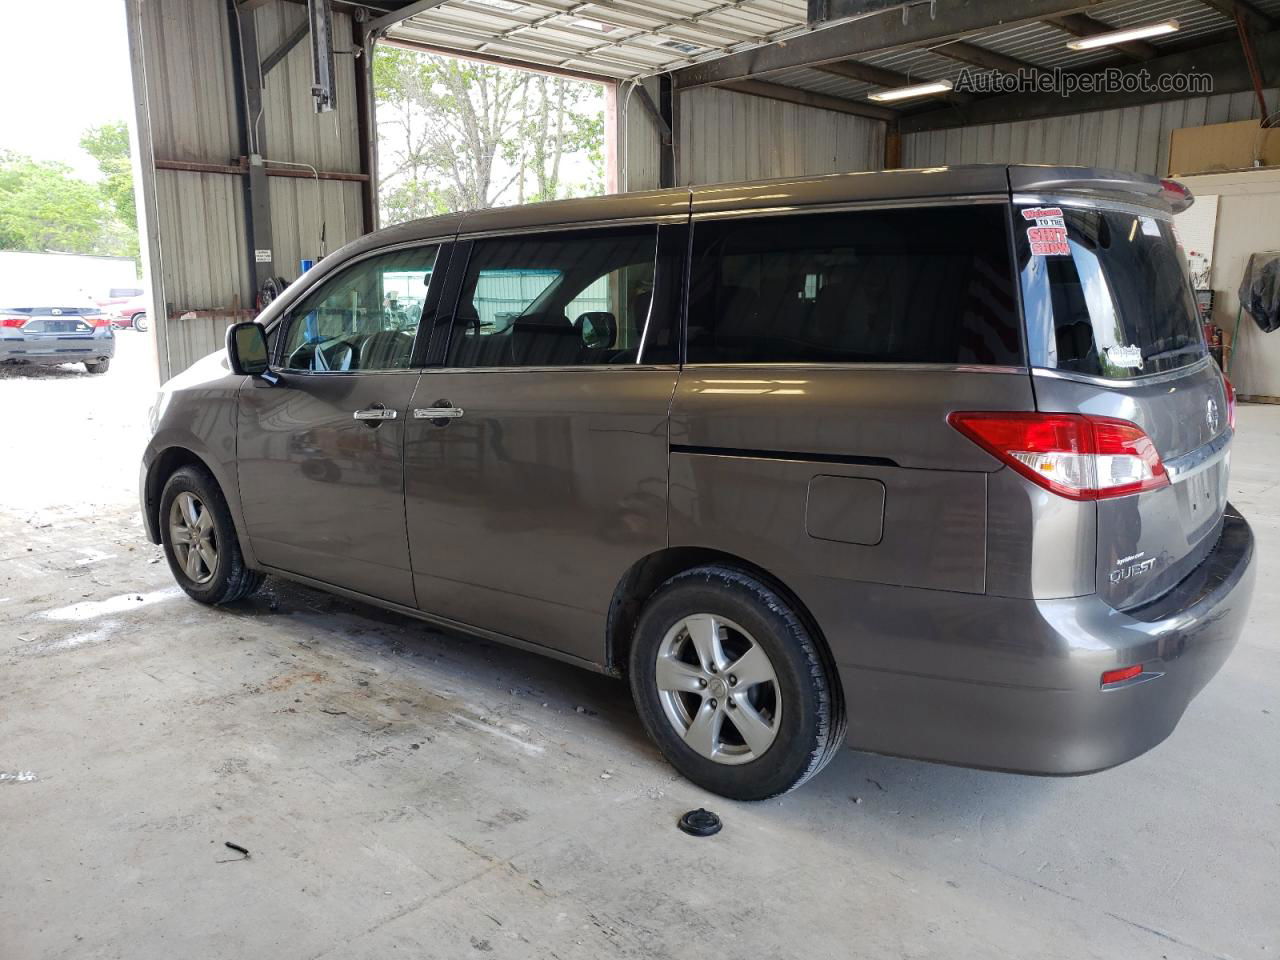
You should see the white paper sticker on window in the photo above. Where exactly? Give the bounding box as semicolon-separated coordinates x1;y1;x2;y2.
254;249;273;263
1105;344;1144;370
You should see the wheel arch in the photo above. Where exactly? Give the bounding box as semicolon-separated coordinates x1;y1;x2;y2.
142;446;219;545
605;547;840;691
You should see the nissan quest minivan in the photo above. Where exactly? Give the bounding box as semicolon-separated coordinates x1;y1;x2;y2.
141;165;1256;800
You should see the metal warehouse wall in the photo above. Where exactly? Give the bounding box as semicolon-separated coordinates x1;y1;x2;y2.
902;88;1280;177
617;79;665;193
128;0;365;380
677;87;884;185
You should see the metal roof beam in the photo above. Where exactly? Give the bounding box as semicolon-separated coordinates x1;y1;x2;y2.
807;0;913;26
929;39;1043;75
673;0;1105;89
368;0;448;37
1043;13;1158;60
1198;0;1274;33
813;58;917;88
715;79;898;121
899;29;1280;132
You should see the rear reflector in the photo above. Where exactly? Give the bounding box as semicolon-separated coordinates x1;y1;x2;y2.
1101;664;1143;686
948;412;1169;500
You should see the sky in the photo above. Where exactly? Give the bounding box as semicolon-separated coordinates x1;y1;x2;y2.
0;0;134;179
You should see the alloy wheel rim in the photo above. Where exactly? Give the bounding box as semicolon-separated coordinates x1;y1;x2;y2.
168;492;218;585
655;613;781;765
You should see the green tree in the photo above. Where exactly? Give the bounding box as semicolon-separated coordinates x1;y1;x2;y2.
81;122;137;238
81;122;138;260
374;47;605;223
0;151;113;255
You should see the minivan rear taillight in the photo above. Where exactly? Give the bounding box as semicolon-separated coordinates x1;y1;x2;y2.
1;316;27;328
1223;374;1236;430
948;412;1169;501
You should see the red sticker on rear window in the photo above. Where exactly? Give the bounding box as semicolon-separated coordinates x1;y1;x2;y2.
1021;207;1070;256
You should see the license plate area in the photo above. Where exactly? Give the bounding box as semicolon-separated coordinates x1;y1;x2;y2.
22;318;93;334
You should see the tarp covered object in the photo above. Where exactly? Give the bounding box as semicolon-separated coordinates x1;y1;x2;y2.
1238;252;1280;334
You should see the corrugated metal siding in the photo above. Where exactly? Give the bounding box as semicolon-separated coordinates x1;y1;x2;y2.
902;88;1279;176
677;87;884;185
142;1;239;163
619;79;664;193
135;0;367;376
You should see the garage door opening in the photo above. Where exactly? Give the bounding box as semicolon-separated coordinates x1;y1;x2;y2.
373;44;610;224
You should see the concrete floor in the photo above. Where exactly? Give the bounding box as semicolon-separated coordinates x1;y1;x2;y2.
2;334;1277;960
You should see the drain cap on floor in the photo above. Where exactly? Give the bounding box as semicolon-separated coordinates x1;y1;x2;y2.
678;808;722;837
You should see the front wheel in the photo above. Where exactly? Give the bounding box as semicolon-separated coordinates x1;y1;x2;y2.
132;312;148;332
629;566;846;800
159;465;264;604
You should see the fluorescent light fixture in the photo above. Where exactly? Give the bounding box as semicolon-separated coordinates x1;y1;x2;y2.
867;79;953;102
1066;19;1179;50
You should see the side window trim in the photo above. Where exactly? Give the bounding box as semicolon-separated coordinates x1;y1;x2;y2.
272;240;447;374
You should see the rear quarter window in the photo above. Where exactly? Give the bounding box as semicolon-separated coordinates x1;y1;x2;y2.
686;204;1022;366
1017;205;1206;378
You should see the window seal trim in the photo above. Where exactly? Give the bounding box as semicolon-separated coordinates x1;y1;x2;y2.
1031;354;1212;388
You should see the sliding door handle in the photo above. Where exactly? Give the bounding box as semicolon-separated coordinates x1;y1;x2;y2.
414;402;464;421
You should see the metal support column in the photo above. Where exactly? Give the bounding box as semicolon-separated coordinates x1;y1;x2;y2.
658;74;676;189
353;9;378;233
228;0;275;301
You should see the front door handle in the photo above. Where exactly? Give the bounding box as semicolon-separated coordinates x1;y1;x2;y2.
353;406;398;422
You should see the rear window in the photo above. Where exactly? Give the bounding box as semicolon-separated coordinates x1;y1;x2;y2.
1018;206;1206;378
686;204;1022;366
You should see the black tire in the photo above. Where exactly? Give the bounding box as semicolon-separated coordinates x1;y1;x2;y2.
159;465;264;604
132;312;148;332
85;359;110;374
629;566;846;801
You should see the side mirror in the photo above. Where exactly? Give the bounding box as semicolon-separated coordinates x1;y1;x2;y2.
576;311;617;350
227;321;275;381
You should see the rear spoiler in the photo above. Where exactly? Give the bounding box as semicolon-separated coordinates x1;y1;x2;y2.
1008;165;1194;214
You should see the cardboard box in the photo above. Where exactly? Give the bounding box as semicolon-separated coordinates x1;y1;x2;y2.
1168;119;1280;177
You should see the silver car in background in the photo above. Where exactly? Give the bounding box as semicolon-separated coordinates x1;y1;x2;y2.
1;289;115;373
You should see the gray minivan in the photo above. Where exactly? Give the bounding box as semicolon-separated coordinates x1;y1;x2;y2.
141;165;1256;800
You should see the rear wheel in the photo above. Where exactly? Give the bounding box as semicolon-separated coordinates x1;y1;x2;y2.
85;359;110;374
159;465;263;604
132;312;148;332
629;566;846;800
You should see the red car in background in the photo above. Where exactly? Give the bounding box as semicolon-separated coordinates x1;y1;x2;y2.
93;290;149;331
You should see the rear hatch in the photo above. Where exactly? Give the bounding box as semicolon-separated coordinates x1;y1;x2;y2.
1014;191;1230;610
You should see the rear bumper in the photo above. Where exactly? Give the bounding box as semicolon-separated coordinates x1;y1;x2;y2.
823;505;1256;774
0;331;115;364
